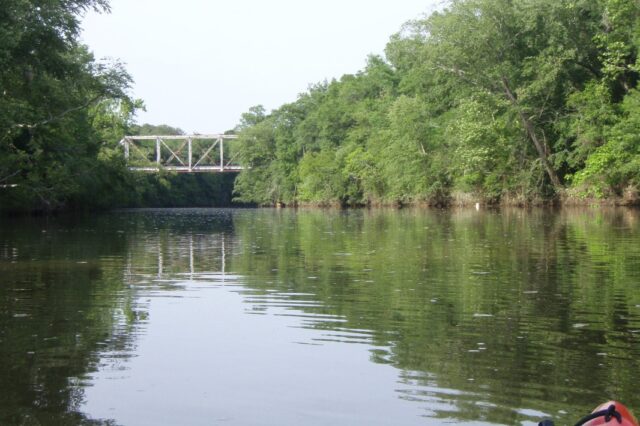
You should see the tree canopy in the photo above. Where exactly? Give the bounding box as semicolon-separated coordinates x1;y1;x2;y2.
0;0;139;211
234;0;640;206
2;0;640;211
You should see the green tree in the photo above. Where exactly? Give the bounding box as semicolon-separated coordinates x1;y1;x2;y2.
0;0;134;211
233;0;640;206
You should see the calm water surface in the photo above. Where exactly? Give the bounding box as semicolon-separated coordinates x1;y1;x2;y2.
1;208;640;425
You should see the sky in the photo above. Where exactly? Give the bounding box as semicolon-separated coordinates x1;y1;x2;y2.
81;0;441;134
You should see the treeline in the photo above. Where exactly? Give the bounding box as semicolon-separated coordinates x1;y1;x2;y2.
234;0;640;206
0;1;235;212
1;0;135;212
3;0;639;212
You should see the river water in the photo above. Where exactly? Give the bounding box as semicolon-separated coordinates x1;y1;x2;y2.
1;208;640;425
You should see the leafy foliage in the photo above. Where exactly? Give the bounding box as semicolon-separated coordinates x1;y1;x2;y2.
4;0;640;210
234;0;640;206
0;1;238;212
0;0;136;211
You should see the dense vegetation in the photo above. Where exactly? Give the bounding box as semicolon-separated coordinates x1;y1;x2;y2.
0;0;137;211
0;1;235;212
2;0;639;211
234;0;640;206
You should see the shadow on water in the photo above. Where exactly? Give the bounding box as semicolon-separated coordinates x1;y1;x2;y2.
227;208;640;424
0;210;236;425
0;214;139;425
0;210;238;425
1;208;640;425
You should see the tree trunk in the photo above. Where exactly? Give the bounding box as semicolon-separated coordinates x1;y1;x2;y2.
501;77;562;189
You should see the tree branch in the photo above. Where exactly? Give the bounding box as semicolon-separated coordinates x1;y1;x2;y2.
0;170;20;184
501;76;562;188
2;95;105;143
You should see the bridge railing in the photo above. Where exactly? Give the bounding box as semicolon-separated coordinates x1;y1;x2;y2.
120;134;244;173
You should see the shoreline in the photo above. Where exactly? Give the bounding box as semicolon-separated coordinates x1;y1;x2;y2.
1;192;639;216
269;192;640;209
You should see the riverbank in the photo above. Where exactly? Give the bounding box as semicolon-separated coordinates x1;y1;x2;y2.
260;188;640;209
2;182;639;216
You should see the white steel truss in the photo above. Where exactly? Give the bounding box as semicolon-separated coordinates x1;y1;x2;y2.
119;134;243;173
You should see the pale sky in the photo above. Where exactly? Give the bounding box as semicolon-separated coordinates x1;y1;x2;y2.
81;1;440;134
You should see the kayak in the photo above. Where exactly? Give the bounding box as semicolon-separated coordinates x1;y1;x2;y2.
580;402;639;426
539;401;639;426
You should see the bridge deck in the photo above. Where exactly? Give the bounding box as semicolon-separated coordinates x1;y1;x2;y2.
129;166;244;173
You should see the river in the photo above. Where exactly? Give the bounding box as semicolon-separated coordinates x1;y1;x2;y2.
1;208;640;425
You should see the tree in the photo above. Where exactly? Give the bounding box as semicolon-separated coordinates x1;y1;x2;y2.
233;0;640;206
416;0;608;189
0;0;134;211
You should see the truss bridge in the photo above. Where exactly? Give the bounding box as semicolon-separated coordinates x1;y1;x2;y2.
120;134;244;173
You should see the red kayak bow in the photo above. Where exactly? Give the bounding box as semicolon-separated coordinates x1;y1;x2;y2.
578;402;639;426
539;401;639;426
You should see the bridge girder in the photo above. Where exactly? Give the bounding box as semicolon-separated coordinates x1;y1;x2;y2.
119;134;244;173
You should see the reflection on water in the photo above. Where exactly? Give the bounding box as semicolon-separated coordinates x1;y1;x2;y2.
1;208;640;425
